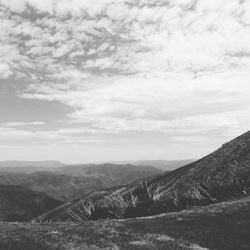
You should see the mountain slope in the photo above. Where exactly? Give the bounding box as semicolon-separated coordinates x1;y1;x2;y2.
36;130;250;222
0;185;62;222
148;130;250;204
124;130;250;214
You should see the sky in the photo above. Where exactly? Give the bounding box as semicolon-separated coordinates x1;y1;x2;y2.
0;0;250;163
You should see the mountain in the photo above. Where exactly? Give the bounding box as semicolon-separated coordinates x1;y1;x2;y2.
0;160;63;168
0;160;63;173
36;130;250;222
125;159;195;171
0;164;162;202
0;172;108;202
0;185;62;222
60;163;162;183
0;159;181;174
101;160;195;171
147;131;250;204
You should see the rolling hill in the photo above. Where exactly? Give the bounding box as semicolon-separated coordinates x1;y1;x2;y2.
59;163;162;183
36;130;250;222
0;164;162;202
0;172;108;202
0;185;62;222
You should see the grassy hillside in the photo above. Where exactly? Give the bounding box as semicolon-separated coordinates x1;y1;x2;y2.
148;130;250;205
1;196;250;250
37;130;250;222
0;185;62;222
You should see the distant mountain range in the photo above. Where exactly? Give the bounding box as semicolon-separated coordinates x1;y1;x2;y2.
0;160;63;173
0;164;162;202
59;163;162;181
3;130;250;223
109;159;195;171
0;159;194;173
0;160;63;168
36;130;250;222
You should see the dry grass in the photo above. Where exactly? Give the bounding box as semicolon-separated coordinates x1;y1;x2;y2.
0;196;250;250
66;200;95;222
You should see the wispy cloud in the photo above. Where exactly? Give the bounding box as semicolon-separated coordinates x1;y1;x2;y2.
0;121;45;127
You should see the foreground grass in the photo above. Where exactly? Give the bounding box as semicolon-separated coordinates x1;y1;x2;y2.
0;197;250;250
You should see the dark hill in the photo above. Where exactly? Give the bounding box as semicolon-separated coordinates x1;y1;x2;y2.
35;130;250;222
0;185;62;222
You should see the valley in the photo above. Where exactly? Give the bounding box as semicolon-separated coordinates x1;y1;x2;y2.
0;131;250;249
0;164;162;202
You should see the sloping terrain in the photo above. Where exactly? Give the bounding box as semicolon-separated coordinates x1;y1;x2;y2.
147;130;250;205
0;185;62;222
37;130;250;222
1;196;250;250
0;165;162;202
114;130;250;217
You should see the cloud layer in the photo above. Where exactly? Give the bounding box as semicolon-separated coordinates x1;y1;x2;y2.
0;0;250;161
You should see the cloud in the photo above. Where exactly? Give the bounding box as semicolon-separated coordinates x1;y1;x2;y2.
21;70;250;140
0;121;45;127
1;0;249;81
0;0;250;159
0;63;12;79
0;127;36;140
51;69;90;82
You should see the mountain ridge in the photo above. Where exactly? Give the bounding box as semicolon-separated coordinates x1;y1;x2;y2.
35;130;250;222
0;164;162;202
